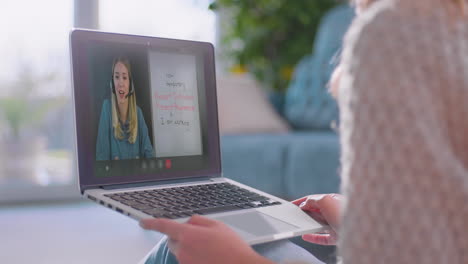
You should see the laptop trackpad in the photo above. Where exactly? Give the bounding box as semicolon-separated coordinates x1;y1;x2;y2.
214;211;298;237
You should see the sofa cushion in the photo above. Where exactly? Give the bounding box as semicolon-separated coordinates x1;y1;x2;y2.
283;131;341;199
221;132;340;200
217;75;290;134
284;5;354;129
221;134;289;197
284;55;339;130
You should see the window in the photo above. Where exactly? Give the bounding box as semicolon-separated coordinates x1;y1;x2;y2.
0;0;216;202
99;0;215;43
0;0;77;202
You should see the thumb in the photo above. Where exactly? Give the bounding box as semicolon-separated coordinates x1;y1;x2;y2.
302;229;338;246
316;194;341;231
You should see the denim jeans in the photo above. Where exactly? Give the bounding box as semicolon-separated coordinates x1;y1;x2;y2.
142;236;324;264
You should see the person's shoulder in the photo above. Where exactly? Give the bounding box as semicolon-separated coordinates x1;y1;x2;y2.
342;0;434;64
344;0;401;47
136;105;146;122
136;105;143;115
346;0;443;45
102;98;111;108
100;99;112;115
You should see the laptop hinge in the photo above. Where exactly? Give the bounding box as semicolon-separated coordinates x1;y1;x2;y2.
100;176;216;190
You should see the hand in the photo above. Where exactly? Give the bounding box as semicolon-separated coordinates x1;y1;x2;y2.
292;193;342;245
140;215;274;264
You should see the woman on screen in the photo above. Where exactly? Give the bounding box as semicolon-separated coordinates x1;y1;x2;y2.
96;56;154;160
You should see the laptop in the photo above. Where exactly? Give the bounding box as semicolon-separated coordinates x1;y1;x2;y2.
69;29;324;245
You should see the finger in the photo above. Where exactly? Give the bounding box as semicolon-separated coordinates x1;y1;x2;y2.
292;196;308;206
316;195;341;231
302;232;337;246
299;199;321;213
187;215;218;227
140;218;186;240
299;194;332;213
295;194;327;207
303;210;328;225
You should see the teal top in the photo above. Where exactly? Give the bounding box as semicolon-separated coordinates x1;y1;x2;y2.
96;99;154;160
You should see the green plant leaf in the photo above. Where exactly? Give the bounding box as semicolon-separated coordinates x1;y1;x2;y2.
211;0;340;92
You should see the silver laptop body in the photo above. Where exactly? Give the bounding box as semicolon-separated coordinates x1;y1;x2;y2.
70;29;324;245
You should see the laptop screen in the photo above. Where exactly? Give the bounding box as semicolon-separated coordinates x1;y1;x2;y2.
70;30;221;191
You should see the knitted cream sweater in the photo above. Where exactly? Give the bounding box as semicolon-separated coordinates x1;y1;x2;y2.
339;0;468;264
337;0;468;263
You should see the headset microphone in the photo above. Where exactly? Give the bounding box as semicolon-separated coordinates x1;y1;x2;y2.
125;83;134;98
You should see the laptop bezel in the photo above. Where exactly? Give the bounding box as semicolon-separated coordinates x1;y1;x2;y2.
69;29;222;193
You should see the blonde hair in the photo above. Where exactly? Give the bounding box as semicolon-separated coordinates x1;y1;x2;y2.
111;57;138;144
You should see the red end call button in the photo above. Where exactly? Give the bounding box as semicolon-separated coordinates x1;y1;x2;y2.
165;159;172;169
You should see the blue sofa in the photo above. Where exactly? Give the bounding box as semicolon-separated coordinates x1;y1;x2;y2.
221;132;340;200
220;5;355;201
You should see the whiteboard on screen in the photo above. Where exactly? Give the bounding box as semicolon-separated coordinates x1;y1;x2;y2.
148;51;202;157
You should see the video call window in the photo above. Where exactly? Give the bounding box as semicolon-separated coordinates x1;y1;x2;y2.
87;41;208;178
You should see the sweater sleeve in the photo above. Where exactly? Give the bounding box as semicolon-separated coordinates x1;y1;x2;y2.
337;1;468;263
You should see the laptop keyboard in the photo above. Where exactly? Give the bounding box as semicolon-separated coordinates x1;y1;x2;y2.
104;182;281;219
